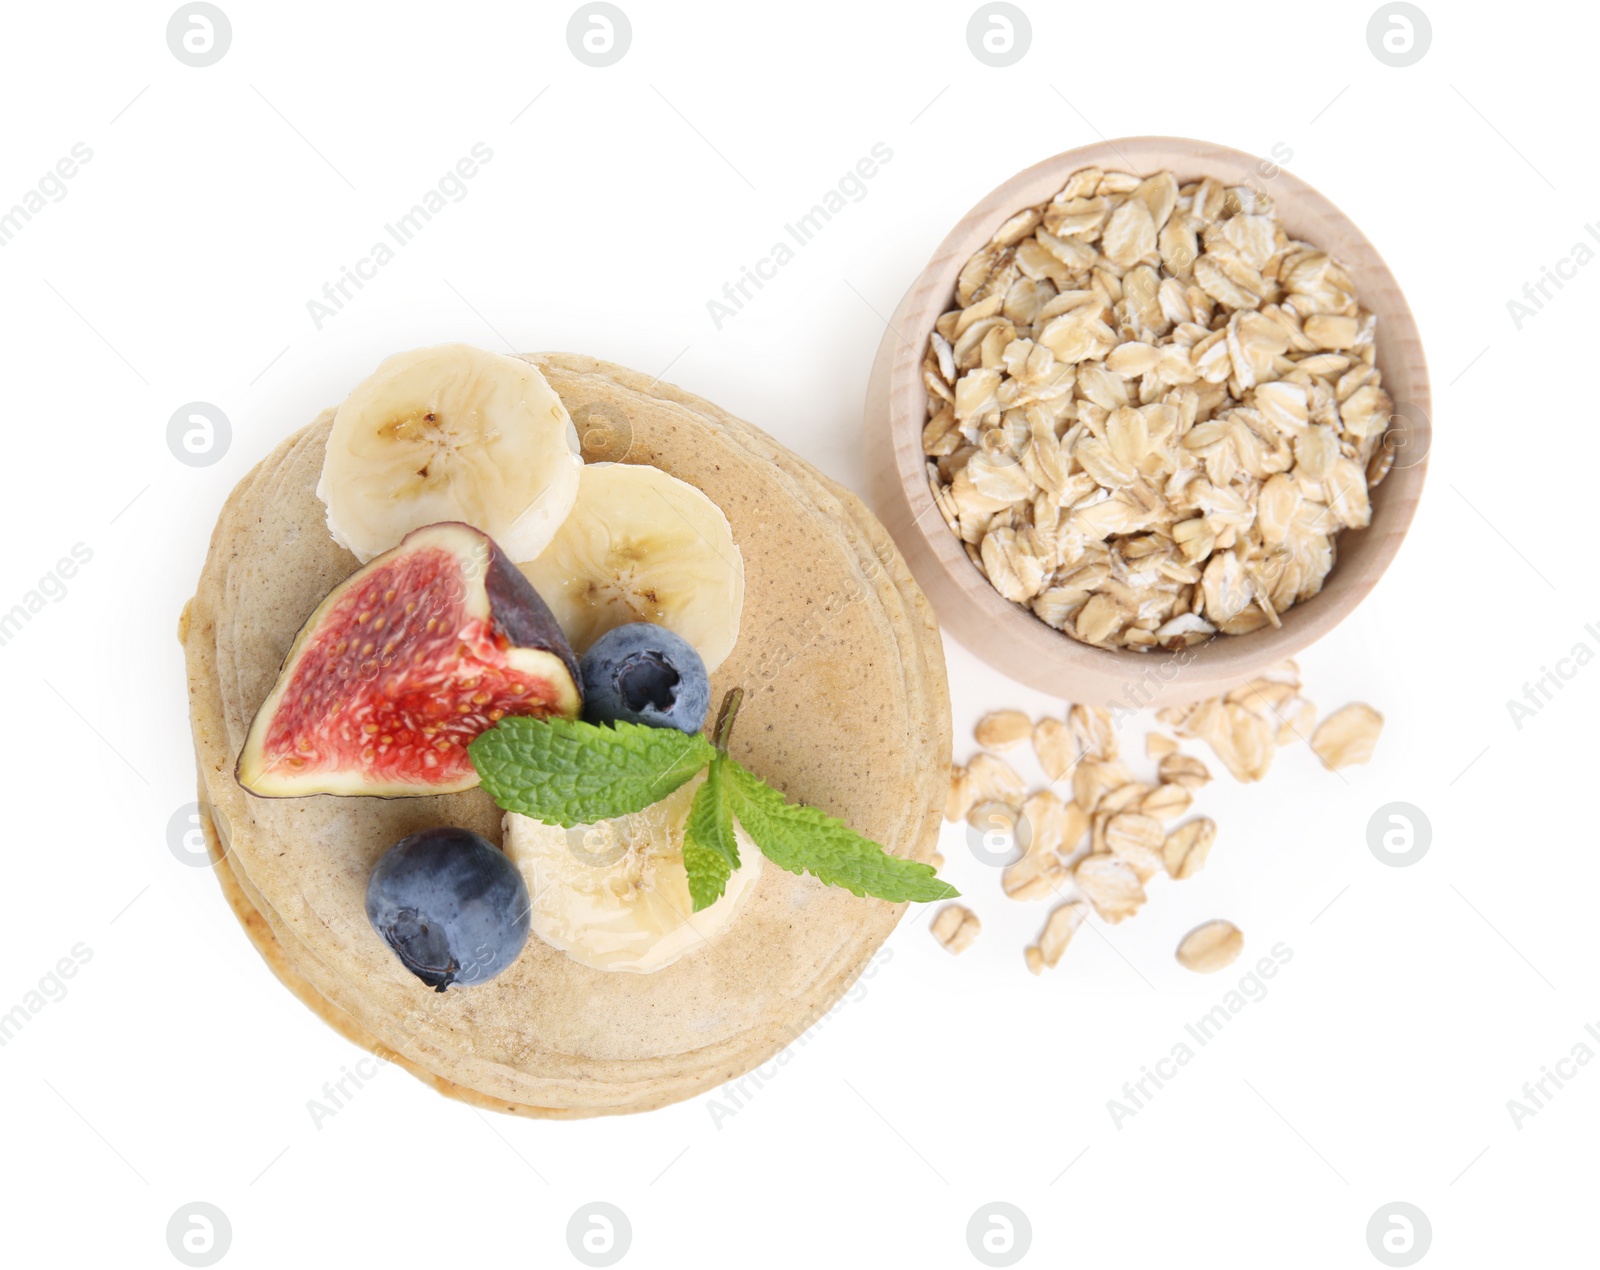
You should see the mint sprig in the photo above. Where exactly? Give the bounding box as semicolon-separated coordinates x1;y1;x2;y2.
468;716;714;825
470;689;958;912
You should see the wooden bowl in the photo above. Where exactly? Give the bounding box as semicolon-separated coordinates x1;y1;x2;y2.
865;136;1430;709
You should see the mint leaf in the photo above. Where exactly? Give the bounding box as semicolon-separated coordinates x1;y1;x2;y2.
469;717;713;827
682;762;736;912
683;837;732;913
724;760;958;904
687;758;740;870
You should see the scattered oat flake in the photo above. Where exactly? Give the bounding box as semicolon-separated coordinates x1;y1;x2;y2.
1003;846;1069;901
1073;759;1132;814
1068;704;1117;761
1021;789;1071;855
975;709;1033;752
1146;733;1178;759
966;752;1026;806
1058;799;1091;856
1141;782;1193;821
1033;717;1076;781
1276;698;1316;745
1162;817;1217;880
931;905;982;954
1074;854;1147;923
1105;812;1165;882
1311;703;1384;769
967;799;1022;840
1158;753;1211;790
1221;703;1276;782
1176;920;1244;973
1027;899;1090;972
1096;781;1150;816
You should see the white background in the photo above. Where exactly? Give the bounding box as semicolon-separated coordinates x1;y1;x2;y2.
1;0;1591;1266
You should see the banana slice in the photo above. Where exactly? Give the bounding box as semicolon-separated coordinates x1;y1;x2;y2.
317;344;582;563
518;463;744;672
504;774;762;973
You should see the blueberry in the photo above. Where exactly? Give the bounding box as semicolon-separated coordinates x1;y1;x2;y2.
580;623;711;734
365;827;529;992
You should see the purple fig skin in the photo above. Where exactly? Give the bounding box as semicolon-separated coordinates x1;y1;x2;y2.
482;537;582;689
234;521;582;799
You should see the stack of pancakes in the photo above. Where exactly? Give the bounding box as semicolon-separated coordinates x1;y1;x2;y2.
182;354;949;1117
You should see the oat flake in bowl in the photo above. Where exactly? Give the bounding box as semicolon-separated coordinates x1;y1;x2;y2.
922;164;1397;652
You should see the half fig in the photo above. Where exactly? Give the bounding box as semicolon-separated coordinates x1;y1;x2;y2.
237;522;581;798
